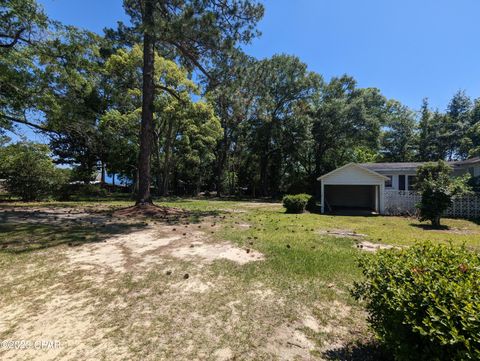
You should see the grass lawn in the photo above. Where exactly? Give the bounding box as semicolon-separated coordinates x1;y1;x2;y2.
1;198;479;360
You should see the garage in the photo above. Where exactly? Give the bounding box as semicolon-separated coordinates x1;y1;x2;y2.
318;163;389;214
324;185;377;211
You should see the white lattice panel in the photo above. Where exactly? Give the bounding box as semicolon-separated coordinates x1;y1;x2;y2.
384;190;480;219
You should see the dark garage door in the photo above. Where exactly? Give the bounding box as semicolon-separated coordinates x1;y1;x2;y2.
324;185;376;211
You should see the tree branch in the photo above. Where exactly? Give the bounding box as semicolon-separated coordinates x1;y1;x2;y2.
0;28;27;48
169;40;215;84
155;85;186;104
1;114;59;134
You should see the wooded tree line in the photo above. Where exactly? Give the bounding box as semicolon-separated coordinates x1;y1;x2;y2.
2;0;480;199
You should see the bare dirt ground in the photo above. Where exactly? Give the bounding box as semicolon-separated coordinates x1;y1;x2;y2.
0;205;364;361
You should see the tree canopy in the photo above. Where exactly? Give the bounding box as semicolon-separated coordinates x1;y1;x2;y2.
3;0;480;200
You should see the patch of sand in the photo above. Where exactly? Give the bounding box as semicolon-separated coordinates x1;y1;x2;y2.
355;241;397;252
318;229;367;238
67;221;264;276
67;228;182;273
213;347;234;361
235;223;251;229
170;241;264;265
264;324;316;361
302;314;320;333
170;277;214;294
0;291;129;361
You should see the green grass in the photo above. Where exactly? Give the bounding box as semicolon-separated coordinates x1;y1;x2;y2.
1;198;479;359
156;199;480;248
216;211;361;285
307;213;480;248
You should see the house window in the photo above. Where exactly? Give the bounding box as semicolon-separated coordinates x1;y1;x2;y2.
408;175;417;190
399;175;406;190
385;175;393;188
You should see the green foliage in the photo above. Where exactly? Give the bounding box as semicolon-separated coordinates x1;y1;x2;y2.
1;0;102;140
381;100;418;161
4;1;480;200
235;54;322;196
417;93;480;162
416;161;471;227
122;0;264;70
350;146;379;163
353;242;480;361
0;142;68;200
417;98;444;161
282;194;311;213
101;45;222;194
310;76;387;175
0;0;48;49
58;184;108;201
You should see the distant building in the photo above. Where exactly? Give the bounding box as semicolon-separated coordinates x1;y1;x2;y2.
318;158;480;215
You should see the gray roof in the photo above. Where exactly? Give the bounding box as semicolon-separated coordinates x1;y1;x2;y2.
454;157;480;165
361;162;424;172
360;157;480;172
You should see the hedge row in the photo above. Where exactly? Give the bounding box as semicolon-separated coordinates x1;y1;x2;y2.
353;243;480;361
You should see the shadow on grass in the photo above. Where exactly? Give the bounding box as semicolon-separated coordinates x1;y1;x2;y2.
148;209;223;224
152;196;281;204
0;221;147;254
322;341;392;361
110;205;222;224
409;223;450;231
0;206;223;254
467;218;480;225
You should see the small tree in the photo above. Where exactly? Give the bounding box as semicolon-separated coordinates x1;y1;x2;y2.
416;160;470;227
0;142;68;201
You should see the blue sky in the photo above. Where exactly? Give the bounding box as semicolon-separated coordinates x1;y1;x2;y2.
36;0;480;112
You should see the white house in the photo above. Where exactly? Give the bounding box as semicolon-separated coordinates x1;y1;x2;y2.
318;158;480;215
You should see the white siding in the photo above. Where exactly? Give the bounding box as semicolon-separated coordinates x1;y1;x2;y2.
320;164;388;214
322;165;385;185
375;170;416;190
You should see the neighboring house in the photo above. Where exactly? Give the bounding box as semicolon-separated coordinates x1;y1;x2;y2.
318;158;480;215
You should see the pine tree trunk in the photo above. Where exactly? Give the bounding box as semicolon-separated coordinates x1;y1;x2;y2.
136;0;155;205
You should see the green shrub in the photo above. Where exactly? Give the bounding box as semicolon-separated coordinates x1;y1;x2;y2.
353;242;480;361
282;194;311;213
0;142;68;201
416;161;471;227
57;184;108;200
77;184;108;197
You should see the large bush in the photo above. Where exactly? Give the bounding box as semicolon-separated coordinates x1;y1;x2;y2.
0;142;68;201
282;194;311;213
416;161;470;227
353;243;480;361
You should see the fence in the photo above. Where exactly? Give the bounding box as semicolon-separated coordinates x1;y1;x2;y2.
384;190;480;219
